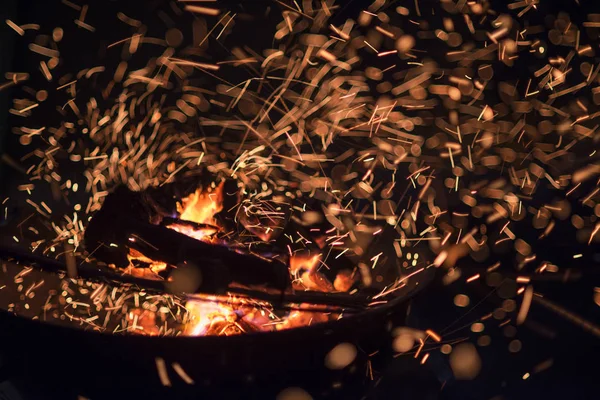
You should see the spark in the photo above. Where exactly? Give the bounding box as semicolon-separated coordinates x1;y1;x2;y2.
516;286;533;325
426;329;442;342
172;363;195;385
589;224;600;245
184;5;220;16
5;19;24;36
155;357;172;386
414;338;424;358
374;48;398;58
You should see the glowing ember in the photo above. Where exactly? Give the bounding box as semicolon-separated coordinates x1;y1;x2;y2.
290;254;333;292
333;270;356;293
126;308;160;335
183;295;335;336
114;181;350;335
166;222;219;242
276;309;331;332
184;299;240;336
290;254;321;275
127;248;168;277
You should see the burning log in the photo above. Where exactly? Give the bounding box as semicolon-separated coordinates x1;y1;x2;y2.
0;240;373;315
1;176;389;319
84;185;291;295
161;217;220;242
77;181;390;314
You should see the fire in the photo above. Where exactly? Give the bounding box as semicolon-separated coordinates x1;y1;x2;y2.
290;253;356;293
126;309;160;335
290;253;334;292
183;295;338;336
184;299;240;336
166;223;219;242
276;309;330;331
121;182;354;336
289;253;321;275
184;294;279;336
177;182;225;227
126;248;168;277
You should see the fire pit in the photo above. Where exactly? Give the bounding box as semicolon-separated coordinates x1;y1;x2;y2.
0;176;434;399
0;0;470;397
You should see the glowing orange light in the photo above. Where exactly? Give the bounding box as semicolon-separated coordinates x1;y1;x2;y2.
127;248;168;276
184;299;239;336
167;223;218;242
177;181;225;226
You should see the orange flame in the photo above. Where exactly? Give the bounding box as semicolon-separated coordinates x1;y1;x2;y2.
121;181;356;336
127;248;168;277
289;253;321;275
290;253;356;293
184;299;239;336
125;183;225;279
177;182;225;226
126;309;160;335
290;253;335;292
184;295;337;336
166;223;218;242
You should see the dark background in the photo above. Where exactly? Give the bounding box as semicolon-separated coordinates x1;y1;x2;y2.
0;1;599;399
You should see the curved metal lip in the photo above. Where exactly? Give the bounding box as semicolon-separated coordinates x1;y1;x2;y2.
0;264;435;343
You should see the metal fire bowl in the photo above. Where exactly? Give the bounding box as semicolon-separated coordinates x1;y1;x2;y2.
0;262;433;400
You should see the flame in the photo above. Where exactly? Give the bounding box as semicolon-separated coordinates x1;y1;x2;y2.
183;294;274;336
184;299;239;336
124;182;225;279
276;309;330;331
127;248;168;277
122;182;353;336
333;269;356;292
289;253;321;274
124;242;352;335
290;253;334;292
126;309;160;335
166;223;218;242
290;253;356;293
183;295;337;336
177;182;225;226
